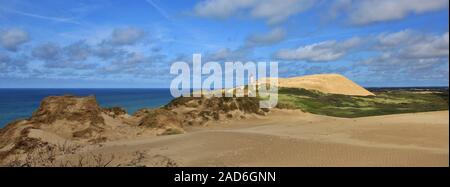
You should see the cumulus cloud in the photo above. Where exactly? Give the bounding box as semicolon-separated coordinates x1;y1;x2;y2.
31;42;98;70
0;53;11;63
101;51;167;76
93;42;126;60
0;28;30;51
116;52;149;65
276;29;448;63
193;0;314;24
357;30;449;84
250;0;314;24
25;26;160;72
206;48;251;62
245;27;285;47
32;42;61;61
194;0;255;18
402;32;449;59
332;0;449;25
0;25;167;81
88;27;147;59
359;53;448;81
204;28;286;62
276;37;362;62
28;26;150;71
107;27;146;46
376;29;416;47
64;41;91;61
0;53;12;72
0;53;29;74
376;30;449;59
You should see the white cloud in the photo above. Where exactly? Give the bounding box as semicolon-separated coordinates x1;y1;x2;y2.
207;47;250;62
31;41;95;69
348;0;448;25
357;30;449;83
193;0;314;24
0;53;29;74
376;29;416;47
32;42;61;61
210;48;233;60
93;42;125;60
0;28;30;51
250;0;314;24
245;27;286;47
122;52;148;65
108;27;146;46
376;30;449;59
276;37;362;62
64;41;91;61
205;28;286;61
403;32;449;58
359;53;448;81
194;0;257;18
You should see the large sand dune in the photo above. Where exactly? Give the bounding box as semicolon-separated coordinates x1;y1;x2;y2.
81;110;448;167
260;74;375;96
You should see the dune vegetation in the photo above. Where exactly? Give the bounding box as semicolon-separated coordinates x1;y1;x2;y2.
276;87;449;118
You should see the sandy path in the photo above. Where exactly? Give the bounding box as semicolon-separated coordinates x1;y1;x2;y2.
82;110;449;167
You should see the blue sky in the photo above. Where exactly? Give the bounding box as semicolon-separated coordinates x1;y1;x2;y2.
0;0;448;88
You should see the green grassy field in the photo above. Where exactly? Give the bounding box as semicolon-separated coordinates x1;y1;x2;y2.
275;87;449;118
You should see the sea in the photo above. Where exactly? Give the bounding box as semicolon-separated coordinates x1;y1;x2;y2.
0;89;174;128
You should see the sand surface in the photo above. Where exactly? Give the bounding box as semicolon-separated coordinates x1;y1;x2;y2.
260;74;375;96
72;110;449;167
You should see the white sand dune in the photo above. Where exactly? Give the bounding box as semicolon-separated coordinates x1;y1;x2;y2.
260;74;375;96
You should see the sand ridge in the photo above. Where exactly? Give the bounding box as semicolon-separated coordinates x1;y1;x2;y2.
260;74;375;96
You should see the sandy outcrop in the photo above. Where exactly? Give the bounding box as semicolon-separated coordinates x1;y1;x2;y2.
0;95;145;163
31;95;105;125
0;94;269;165
0;96;106;147
103;107;128;118
260;74;375;96
137;96;268;134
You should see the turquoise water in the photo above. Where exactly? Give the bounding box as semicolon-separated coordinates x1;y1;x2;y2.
0;89;174;127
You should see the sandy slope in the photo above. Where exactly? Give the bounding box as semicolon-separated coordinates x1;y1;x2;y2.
78;110;449;167
260;74;375;96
